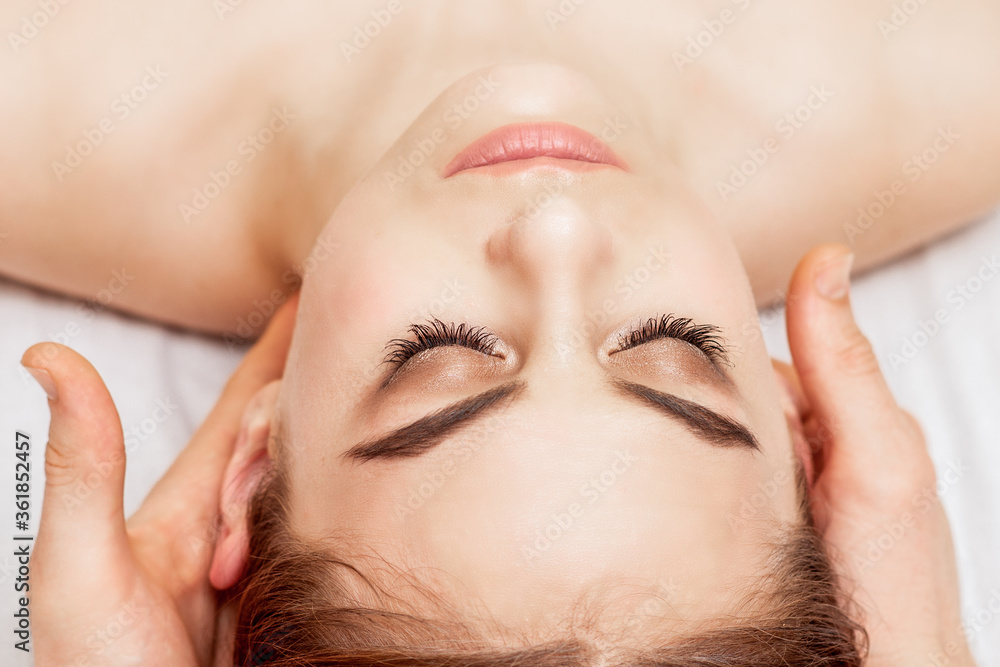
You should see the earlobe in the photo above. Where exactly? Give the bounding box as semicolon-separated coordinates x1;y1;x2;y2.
771;360;816;489
209;380;281;591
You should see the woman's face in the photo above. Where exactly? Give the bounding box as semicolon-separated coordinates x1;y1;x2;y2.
275;63;803;636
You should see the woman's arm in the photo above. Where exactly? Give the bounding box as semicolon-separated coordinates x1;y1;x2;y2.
4;0;1000;326
658;0;1000;307
0;0;308;335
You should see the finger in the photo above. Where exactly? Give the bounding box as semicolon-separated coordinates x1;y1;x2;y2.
128;291;298;555
152;291;297;487
21;343;130;569
785;244;917;462
204;290;300;431
770;358;809;418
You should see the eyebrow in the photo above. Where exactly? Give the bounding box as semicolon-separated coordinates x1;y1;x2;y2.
342;376;759;462
343;380;527;461
606;377;760;451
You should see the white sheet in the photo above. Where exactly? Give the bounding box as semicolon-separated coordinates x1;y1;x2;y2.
1;213;998;665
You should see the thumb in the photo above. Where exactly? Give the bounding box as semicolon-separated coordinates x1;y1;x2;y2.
21;343;129;558
785;245;930;507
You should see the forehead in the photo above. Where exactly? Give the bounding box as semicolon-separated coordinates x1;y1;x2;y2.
281;391;797;599
277;410;795;636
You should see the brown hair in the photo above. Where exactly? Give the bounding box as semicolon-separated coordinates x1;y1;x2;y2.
231;459;867;666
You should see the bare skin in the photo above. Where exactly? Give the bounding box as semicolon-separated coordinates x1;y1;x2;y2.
5;3;997;666
2;0;999;335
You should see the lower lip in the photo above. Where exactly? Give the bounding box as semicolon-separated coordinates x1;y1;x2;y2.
442;122;629;177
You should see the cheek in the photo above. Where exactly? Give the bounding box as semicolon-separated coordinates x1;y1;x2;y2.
306;238;436;335
333;261;405;328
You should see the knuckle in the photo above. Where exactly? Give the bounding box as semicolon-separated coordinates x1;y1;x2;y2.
43;439;120;489
871;426;938;505
880;454;936;499
43;441;78;488
831;326;882;378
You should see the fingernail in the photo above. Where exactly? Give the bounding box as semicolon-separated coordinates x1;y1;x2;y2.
815;252;854;300
24;366;58;401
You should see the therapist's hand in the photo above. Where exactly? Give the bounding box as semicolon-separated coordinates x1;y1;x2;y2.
22;292;297;667
780;244;975;667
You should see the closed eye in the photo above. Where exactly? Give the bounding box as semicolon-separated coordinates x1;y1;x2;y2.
382;318;500;368
610;314;731;368
383;314;730;370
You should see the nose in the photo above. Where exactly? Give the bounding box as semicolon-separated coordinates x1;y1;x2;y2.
487;195;614;291
486;193;616;364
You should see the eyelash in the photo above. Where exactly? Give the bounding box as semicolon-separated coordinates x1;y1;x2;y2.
382;314;728;368
383;318;499;366
612;314;729;366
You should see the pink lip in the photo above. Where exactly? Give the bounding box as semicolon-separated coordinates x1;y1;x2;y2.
442;122;628;177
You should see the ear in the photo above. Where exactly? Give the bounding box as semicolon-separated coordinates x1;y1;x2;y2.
209;379;282;591
770;359;816;489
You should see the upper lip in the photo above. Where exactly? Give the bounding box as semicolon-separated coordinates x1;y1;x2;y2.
442;121;629;177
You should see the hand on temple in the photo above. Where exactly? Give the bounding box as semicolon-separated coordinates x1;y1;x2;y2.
22;293;298;667
779;244;977;667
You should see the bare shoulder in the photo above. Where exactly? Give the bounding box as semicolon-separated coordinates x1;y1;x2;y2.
2;0;998;329
877;0;1000;217
681;0;1000;304
0;0;334;336
840;0;1000;278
